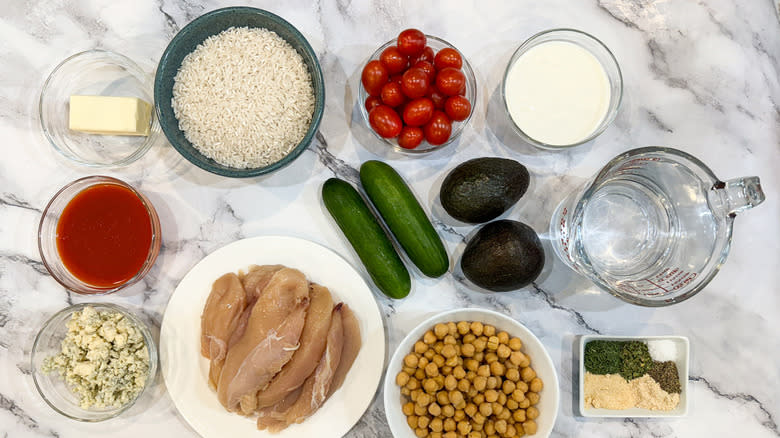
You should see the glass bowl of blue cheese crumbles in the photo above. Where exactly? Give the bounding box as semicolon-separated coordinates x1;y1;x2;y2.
31;303;157;421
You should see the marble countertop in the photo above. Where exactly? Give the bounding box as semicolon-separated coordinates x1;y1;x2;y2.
1;1;779;437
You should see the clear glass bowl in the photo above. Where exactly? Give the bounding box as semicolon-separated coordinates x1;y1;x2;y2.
38;176;161;295
357;35;477;154
501;29;623;149
39;50;160;166
31;303;158;422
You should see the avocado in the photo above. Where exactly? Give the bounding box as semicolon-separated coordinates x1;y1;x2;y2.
461;220;544;291
440;157;530;224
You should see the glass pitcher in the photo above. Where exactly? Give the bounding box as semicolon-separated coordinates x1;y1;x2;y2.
550;147;765;306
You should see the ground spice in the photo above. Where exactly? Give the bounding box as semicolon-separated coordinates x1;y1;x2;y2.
619;341;653;380
630;374;680;410
648;360;681;394
584;340;623;374
584;372;636;409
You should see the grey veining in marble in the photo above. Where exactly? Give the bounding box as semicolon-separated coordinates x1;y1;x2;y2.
1;0;779;437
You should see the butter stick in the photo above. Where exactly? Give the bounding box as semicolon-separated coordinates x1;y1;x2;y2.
69;95;152;136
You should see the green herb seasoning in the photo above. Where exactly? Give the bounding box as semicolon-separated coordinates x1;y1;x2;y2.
584;340;623;374
648;360;681;394
619;341;653;380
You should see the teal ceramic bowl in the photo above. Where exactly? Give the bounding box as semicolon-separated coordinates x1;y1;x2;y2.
154;7;325;178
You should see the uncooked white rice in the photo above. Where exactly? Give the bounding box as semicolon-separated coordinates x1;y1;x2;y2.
172;27;315;169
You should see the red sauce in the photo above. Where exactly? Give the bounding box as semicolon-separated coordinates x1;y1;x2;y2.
56;183;153;288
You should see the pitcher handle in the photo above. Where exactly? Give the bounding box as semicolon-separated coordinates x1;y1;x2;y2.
712;176;765;217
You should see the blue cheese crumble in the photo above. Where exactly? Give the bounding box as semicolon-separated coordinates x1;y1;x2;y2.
42;306;150;409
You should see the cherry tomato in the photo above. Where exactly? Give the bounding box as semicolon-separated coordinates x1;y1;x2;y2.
380;81;406;107
414;61;436;83
423;110;452;145
444;95;471;121
397;29;426;57
398;126;424;149
435;67;466;96
434;48;463;70
428;88;447;110
379;46;408;75
361;60;389;96
410;46;435;65
364;96;382;113
369;105;403;138
389;74;403;86
401;67;430;99
402;97;435;126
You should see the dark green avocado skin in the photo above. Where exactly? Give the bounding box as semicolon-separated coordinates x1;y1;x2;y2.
440;158;530;224
461;220;544;292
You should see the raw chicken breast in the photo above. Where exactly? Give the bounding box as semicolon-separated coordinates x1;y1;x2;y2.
217;268;310;412
228;265;284;349
201;273;247;388
256;283;334;409
327;303;362;398
261;304;345;432
256;385;303;431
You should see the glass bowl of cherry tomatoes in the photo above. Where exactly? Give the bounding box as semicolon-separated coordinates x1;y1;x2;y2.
358;29;476;153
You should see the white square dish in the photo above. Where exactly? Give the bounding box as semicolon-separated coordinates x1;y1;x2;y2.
579;335;689;418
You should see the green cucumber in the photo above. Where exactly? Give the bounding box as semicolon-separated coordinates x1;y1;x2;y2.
321;178;411;299
359;161;449;278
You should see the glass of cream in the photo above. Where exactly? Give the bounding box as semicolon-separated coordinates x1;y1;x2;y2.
501;29;623;149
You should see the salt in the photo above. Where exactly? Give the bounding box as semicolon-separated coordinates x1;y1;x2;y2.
647;339;677;362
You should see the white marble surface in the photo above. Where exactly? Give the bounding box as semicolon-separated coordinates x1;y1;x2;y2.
1;1;778;437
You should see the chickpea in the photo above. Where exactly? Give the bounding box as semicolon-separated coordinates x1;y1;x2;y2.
417;392;432;407
411;389;421;402
442;404;455;417
434;323;449;339
486;376;500;390
466;370;477;382
526;406;539;421
530;377;543;393
407;378;420;390
484;389;499;403
430;417;444;432
443;432;457;438
465;359;480;372
458;379;470;392
418;356;429;369
514;423;525;437
433;342;444;354
484;421;496;435
449;390;464;407
427;401;442;416
469;431;482;438
511;389;525;402
490;361;505;376
506;399;518;410
473;352;485;363
479;402;493;416
404;354;419;368
492;402;504;416
446;322;457;336
464;402;478;418
418;414;431;428
456;321;470;335
433;355;446;368
473;375;488;391
516;381;528;393
473;393;485;405
414;341;428;354
508;337;522;351
415;369;425;380
453;409;465;421
423;378;438;393
483;325;496;337
467;386;479;398
442;365;453;375
444;374;457;391
407;415;419;429
518;398;530;409
443;417;456;431
453;365;467;379
403;365;416;375
527;392;540;406
496;406;510;420
441;343;457;358
520;367;536;383
402;401;414;416
437;391;450;405
434;375;445;387
487;336;500;351
505;368;520;382
512;408;526;422
472;421;484;432
496;344;512;360
510;351;530;368
430;433;442;438
503;380;516;395
424;330;437;344
476;364;490;377
485;353;499;364
461;343;476;357
424;349;435;360
396;371;410;386
415;427;429;437
474;337;487;352
463;333;476;344
414;403;427;416
495;419;507;434
443;335;457;345
401;387;411;396
505;424;517;437
497;392;507;405
457;420;472;435
470;321;484;336
495;331;508;344
445;355;459;367
522;420;537;435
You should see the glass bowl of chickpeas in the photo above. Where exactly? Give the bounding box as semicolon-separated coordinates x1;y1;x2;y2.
384;308;559;438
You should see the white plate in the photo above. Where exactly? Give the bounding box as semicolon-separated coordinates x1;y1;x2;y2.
579;335;689;417
384;308;560;438
160;236;385;438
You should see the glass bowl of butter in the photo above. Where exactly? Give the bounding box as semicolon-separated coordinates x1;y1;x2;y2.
31;303;158;422
39;50;161;167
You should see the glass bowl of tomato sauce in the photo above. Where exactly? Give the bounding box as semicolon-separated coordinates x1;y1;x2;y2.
358;33;477;154
38;176;161;295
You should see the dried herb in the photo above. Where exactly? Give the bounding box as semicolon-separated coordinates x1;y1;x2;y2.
648;360;681;394
619;341;653;380
584;340;623;374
